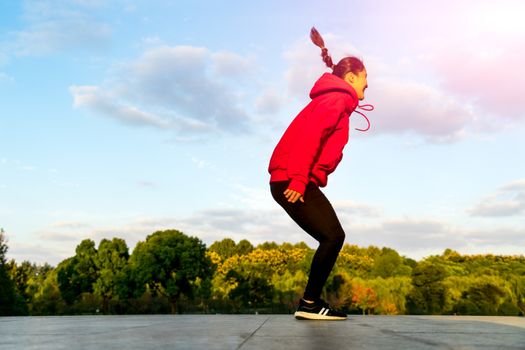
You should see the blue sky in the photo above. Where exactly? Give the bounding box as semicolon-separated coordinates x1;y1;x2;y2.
1;0;524;265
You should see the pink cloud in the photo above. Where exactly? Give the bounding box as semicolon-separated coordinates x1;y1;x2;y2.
429;35;525;120
283;34;475;143
365;78;473;142
357;0;525;133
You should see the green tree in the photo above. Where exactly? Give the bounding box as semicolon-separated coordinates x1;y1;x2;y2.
235;239;254;256
93;238;129;313
130;230;212;314
257;241;279;250
227;269;274;312
272;270;307;312
6;260;32;315
208;238;253;262
56;239;99;306
56;257;78;305
406;262;448;314
367;276;412;315
511;276;525;315
0;228;19;315
455;282;506;315
7;260;32;301
75;239;99;288
337;245;374;278
29;268;66;315
209;238;237;259
371;247;412;278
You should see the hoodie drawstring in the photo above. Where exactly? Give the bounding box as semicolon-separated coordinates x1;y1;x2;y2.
353;104;374;132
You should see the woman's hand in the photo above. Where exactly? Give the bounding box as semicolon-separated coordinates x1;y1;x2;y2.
284;188;304;203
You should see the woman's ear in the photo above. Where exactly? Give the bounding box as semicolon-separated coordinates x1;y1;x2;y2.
344;72;356;85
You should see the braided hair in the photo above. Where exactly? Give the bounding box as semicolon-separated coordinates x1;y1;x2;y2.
310;27;365;78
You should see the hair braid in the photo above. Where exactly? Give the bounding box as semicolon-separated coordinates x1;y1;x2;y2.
310;27;334;69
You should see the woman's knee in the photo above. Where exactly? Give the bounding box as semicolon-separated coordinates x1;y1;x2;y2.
325;229;345;249
334;232;346;248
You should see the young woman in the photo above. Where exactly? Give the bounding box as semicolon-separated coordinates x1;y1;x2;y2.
268;27;371;320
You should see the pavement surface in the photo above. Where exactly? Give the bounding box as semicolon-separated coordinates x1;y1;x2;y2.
1;314;524;350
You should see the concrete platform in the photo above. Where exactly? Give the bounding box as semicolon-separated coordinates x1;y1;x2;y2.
1;314;524;349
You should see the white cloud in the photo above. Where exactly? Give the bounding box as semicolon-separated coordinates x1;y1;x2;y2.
255;88;283;115
23;216;182;264
333;200;382;218
7;240;73;266
16;193;525;265
366;78;474;143
129;209;525;260
211;51;252;79
469;179;525;217
70;85;177;129
464;227;525;247
51;221;91;229
37;231;83;242
179;207;310;246
70;45;255;136
5;0;112;56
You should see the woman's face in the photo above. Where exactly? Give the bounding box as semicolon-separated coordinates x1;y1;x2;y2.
344;68;368;100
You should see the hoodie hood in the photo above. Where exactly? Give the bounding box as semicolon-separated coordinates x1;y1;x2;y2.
309;72;373;132
309;73;358;102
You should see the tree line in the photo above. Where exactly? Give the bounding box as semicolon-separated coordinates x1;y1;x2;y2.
1;227;524;316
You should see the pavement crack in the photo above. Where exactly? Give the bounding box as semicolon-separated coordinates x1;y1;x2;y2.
236;316;271;350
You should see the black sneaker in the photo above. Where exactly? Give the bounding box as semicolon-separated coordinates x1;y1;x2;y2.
294;298;347;320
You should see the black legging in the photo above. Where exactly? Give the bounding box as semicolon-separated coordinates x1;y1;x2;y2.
270;181;345;301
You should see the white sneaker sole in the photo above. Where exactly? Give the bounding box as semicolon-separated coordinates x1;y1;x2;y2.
294;311;347;320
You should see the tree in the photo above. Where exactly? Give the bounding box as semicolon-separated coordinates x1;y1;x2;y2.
56;239;99;306
227;269;274;312
72;239;99;295
337;244;375;278
6;260;32;315
406;262;448;314
257;241;279;250
93;238;129;313
235;239;254;256
7;260;32;301
366;276;412;315
0;229;6;264
209;238;237;259
130;230;212;314
325;273;347;308
29;267;66;315
351;283;379;315
209;238;254;259
455;282;506;315
371;248;412;278
0;228;18;315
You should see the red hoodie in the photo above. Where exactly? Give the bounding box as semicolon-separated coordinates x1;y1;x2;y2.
268;73;359;196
